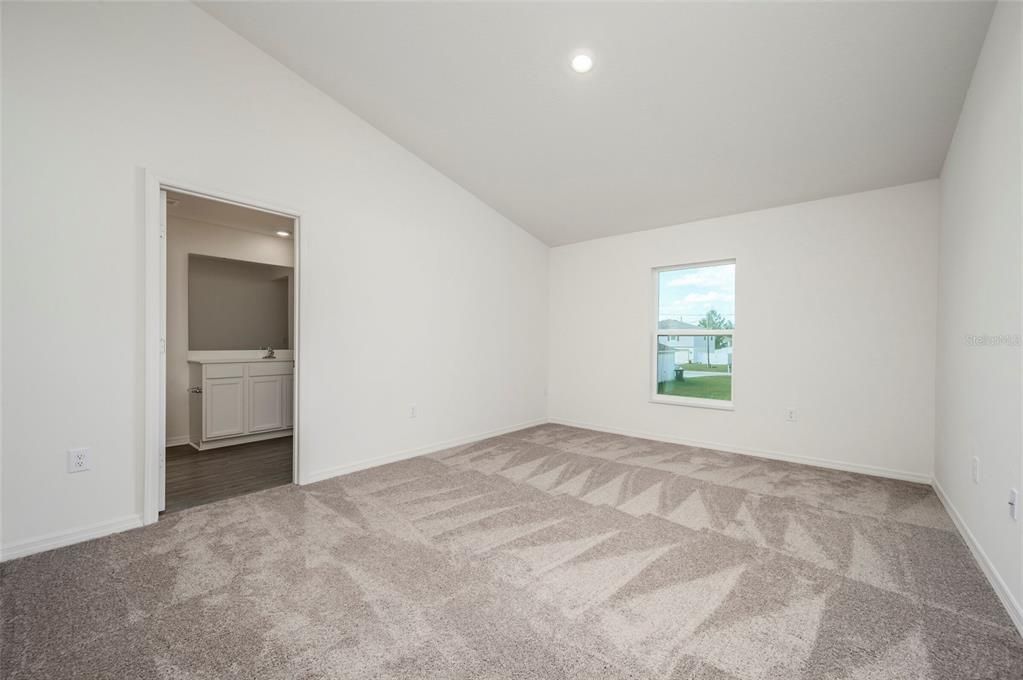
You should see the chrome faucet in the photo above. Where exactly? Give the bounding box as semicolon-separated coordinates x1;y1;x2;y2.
262;346;276;359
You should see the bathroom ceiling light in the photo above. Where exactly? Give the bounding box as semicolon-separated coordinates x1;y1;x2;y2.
276;230;291;237
571;52;593;74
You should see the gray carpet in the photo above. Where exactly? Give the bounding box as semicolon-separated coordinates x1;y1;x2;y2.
2;424;1022;679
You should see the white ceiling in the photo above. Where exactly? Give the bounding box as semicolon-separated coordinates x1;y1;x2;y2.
202;1;993;246
166;191;295;238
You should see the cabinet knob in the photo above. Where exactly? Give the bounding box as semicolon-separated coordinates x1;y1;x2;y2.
188;386;203;394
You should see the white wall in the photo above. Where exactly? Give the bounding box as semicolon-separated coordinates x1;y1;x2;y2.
0;5;5;552
166;217;294;444
935;1;1022;620
549;180;939;481
1;2;548;555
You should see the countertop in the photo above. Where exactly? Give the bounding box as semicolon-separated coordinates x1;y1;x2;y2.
187;356;294;365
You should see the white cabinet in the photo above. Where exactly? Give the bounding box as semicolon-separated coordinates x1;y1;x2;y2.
188;359;293;450
204;378;246;439
249;375;284;432
282;375;294;429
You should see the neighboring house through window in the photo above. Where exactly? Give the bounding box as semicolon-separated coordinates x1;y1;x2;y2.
652;261;735;408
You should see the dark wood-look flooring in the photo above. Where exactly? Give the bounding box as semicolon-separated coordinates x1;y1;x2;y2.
164;436;293;514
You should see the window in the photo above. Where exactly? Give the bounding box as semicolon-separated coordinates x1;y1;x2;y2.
653;261;735;408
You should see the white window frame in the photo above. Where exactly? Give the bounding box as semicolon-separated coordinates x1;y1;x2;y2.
650;259;735;411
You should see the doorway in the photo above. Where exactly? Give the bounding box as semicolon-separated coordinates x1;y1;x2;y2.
143;173;301;523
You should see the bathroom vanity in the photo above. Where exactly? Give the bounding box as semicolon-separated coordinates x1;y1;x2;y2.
187;356;294;450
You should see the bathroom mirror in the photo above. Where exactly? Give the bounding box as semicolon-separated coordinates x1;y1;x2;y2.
188;254;293;351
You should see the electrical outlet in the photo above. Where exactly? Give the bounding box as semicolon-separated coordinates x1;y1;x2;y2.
409;404;417;419
971;456;980;484
67;447;91;473
1009;489;1019;520
785;408;797;422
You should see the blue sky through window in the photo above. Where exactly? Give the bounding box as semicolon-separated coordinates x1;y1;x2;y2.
658;263;735;326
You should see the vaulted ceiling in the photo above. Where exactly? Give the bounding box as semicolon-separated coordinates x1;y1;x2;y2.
202;2;994;245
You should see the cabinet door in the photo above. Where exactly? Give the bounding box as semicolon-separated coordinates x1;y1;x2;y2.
282;375;294;429
204;378;245;439
249;375;284;433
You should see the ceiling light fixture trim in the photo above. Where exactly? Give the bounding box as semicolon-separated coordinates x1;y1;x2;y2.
570;51;593;74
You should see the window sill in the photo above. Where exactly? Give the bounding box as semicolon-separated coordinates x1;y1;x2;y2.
650;395;734;411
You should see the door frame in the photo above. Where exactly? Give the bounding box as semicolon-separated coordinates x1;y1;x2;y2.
143;169;303;525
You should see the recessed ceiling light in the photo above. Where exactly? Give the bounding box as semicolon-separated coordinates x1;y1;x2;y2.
571;52;593;74
275;230;291;238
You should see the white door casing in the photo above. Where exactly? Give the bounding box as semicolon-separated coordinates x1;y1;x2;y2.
144;169;301;525
158;190;167;513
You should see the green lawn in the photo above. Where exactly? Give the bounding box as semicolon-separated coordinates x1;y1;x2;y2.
678;363;731;373
658;375;732;400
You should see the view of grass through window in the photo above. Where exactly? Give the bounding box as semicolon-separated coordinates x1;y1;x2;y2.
655;263;735;402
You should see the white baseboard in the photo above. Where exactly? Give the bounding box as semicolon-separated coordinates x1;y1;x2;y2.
301;418;548;485
192;429;292;451
546;417;932;485
1;514;143;562
2;420;546;561
932;479;1023;637
165;434;190;447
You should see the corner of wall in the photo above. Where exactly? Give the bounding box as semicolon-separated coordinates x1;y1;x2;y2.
933;479;1023;635
932;0;1023;634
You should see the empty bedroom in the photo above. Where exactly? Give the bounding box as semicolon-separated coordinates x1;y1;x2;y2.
2;1;1022;678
